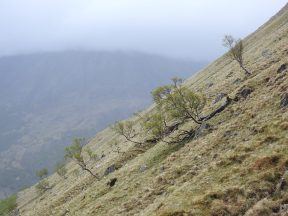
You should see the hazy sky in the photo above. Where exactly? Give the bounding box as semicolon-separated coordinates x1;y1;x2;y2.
0;0;286;60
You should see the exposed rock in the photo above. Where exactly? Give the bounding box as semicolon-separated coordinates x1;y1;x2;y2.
194;123;213;138
274;73;286;83
212;93;226;104
107;178;117;187
10;209;20;216
104;164;116;176
280;204;288;214
277;63;287;73
200;96;232;122
223;130;238;138
261;49;272;59
234;86;254;101
275;171;288;194
280;92;288;108
139;164;148;172
233;78;242;85
206;82;214;88
58;208;70;216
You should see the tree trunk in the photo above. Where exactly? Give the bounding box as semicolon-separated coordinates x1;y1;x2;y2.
83;167;100;179
239;63;252;76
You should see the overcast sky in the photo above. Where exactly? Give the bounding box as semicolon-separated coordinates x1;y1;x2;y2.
0;0;286;60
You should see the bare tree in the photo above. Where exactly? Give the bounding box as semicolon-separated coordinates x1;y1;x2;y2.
112;121;143;145
223;35;251;76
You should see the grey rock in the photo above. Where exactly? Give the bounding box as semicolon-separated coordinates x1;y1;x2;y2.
280;92;288;108
223;130;238;138
275;171;288;194
139;164;148;172
212;93;226;104
10;209;20;216
233;78;242;85
277;63;287;73
280;204;288;214
261;49;272;59
159;166;165;173
195;123;212;138
206;82;214;88
234;86;253;101
104;164;116;176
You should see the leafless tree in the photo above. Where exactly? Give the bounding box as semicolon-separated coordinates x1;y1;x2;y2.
223;35;251;76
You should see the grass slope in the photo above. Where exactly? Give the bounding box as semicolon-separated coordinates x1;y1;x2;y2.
17;4;288;216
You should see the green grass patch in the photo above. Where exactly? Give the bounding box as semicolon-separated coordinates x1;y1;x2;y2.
0;194;17;216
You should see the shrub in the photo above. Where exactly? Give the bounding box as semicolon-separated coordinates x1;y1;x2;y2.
0;194;17;216
36;168;48;180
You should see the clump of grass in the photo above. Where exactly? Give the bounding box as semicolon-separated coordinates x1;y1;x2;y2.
244;198;274;216
252;155;281;171
0;194;17;216
261;136;280;144
260;170;282;184
218;153;248;167
279;122;288;130
203;187;247;215
35;179;51;195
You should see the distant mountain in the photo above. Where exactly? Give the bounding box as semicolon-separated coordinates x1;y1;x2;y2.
0;50;207;198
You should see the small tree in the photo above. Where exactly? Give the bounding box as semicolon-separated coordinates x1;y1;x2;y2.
112;121;142;145
65;138;99;179
152;77;205;125
54;162;67;179
36;168;48;180
35;168;50;194
223;35;251;76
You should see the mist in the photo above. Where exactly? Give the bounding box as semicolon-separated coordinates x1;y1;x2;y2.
0;0;286;60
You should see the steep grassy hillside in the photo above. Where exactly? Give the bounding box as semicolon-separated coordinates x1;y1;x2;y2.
0;51;205;199
17;4;288;216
